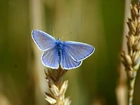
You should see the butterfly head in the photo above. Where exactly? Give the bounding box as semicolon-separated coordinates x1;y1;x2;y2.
56;38;63;43
57;38;61;41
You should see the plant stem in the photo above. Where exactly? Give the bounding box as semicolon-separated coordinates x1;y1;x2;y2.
128;78;135;105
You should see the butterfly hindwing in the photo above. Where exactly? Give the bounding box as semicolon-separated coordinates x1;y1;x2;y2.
41;47;59;69
32;30;56;51
64;41;95;61
60;47;82;70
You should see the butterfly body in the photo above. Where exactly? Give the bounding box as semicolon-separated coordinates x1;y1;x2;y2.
32;30;95;70
55;39;63;55
53;39;63;64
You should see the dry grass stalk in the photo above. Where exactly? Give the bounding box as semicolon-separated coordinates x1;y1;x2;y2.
121;1;140;105
44;68;71;105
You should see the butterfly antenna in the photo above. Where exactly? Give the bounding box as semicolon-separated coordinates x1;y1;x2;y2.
61;32;73;40
52;27;56;37
67;32;72;36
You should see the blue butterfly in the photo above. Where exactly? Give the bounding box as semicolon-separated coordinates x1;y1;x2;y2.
31;30;95;70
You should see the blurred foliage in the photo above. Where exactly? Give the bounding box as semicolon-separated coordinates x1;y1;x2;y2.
0;0;140;105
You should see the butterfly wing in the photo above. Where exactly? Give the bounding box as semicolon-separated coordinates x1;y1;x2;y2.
60;47;82;70
32;30;56;51
41;47;59;69
64;41;95;61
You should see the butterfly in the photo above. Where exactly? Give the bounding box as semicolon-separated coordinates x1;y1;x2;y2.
31;30;95;70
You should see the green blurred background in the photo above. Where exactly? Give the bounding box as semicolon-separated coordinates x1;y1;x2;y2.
0;0;140;105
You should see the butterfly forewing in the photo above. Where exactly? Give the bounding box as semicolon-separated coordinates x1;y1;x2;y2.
64;41;95;61
41;48;59;69
32;30;56;51
60;48;82;69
